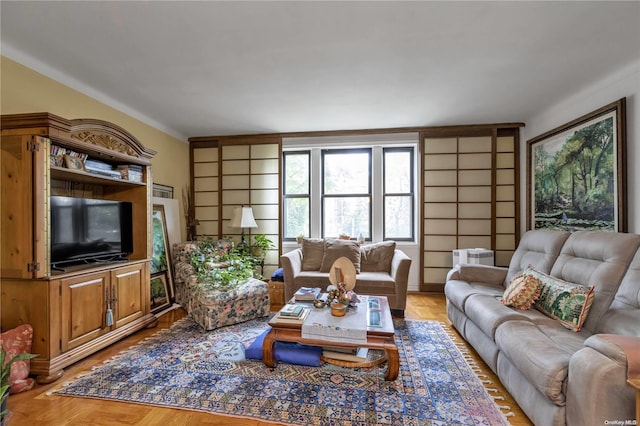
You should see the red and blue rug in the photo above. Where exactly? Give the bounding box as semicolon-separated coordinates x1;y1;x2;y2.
54;316;510;425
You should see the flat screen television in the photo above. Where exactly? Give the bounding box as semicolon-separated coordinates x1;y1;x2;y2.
50;195;133;268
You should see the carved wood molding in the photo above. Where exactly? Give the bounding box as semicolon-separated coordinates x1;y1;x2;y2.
69;118;156;161
70;131;137;156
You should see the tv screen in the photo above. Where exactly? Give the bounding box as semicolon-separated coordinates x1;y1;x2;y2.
50;196;133;267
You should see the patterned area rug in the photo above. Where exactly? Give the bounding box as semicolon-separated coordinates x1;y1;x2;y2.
54;317;510;425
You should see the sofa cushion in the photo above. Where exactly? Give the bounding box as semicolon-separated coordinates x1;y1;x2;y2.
549;230;640;333
319;239;361;273
464;293;530;339
301;238;325;271
495;319;590;405
353;271;396;296
525;267;595;332
504;229;571;285
361;241;396;272
501;273;542;310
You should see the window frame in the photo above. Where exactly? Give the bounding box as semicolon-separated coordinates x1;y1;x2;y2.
282;150;311;239
382;146;415;242
320;148;372;240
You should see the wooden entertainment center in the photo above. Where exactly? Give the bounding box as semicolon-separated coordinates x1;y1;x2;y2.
1;113;158;383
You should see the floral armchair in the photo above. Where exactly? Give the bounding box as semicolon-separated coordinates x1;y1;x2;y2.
171;239;270;330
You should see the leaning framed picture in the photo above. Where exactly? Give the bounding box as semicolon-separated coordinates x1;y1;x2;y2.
150;272;171;314
152;204;176;299
527;98;626;232
64;155;85;171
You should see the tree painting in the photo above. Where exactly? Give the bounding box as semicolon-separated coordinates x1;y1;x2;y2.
151;208;169;274
532;112;617;231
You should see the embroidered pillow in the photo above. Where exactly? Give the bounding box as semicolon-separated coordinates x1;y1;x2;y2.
1;324;35;394
500;274;542;310
524;267;595;332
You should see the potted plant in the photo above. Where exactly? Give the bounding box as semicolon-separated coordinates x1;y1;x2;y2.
1;347;37;425
250;234;275;258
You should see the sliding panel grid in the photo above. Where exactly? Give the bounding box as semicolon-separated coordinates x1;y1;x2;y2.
456;136;493;255
494;135;517;267
422;134;516;291
250;144;280;279
193;147;219;238
220;142;280;280
422;138;458;290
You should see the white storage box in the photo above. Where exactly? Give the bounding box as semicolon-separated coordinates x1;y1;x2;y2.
453;248;494;267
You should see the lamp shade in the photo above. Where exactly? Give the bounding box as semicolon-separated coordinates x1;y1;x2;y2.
230;206;258;229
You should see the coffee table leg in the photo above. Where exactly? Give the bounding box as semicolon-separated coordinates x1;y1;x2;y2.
262;329;277;368
385;345;400;381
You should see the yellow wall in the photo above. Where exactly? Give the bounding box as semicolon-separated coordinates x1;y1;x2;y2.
1;56;190;240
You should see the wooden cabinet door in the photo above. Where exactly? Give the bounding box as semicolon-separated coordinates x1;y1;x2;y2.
111;263;146;328
0;135;48;278
61;271;110;351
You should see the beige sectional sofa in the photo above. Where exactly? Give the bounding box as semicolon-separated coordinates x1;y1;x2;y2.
280;239;412;316
445;229;640;425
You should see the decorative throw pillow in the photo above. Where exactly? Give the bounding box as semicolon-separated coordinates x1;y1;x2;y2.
360;241;396;272
301;238;325;271
500;274;542;310
524;267;595;332
1;324;35;394
319;239;361;273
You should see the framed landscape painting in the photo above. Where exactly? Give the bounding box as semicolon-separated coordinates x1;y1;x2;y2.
527;98;626;232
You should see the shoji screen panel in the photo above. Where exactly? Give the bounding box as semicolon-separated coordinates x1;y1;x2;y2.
421;130;518;292
220;140;281;279
494;133;518;267
192;145;220;238
423;137;460;290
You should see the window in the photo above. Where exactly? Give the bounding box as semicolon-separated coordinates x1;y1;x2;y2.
282;151;310;238
283;141;416;242
383;147;414;240
322;149;371;239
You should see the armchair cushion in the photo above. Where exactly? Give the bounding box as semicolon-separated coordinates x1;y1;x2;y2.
361;241;396;272
319;239;361;273
301;238;325;271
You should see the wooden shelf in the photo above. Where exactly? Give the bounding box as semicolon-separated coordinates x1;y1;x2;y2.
50;166;145;187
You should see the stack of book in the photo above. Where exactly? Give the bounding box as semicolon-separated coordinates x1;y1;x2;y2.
294;287;321;302
50;145;88;167
273;304;310;324
117;164;143;182
85;159;122;178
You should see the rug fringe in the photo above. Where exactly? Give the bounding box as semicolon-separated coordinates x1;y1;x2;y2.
440;321;515;425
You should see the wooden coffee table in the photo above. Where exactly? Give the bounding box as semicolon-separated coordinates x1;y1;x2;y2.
262;295;399;381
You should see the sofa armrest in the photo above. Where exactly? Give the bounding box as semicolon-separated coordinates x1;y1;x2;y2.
389;250;411;310
566;334;640;425
584;334;640;375
280;249;303;302
446;264;508;288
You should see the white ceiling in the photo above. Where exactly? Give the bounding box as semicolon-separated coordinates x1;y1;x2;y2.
2;1;639;141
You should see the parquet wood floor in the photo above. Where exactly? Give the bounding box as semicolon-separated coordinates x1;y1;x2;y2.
6;293;533;425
